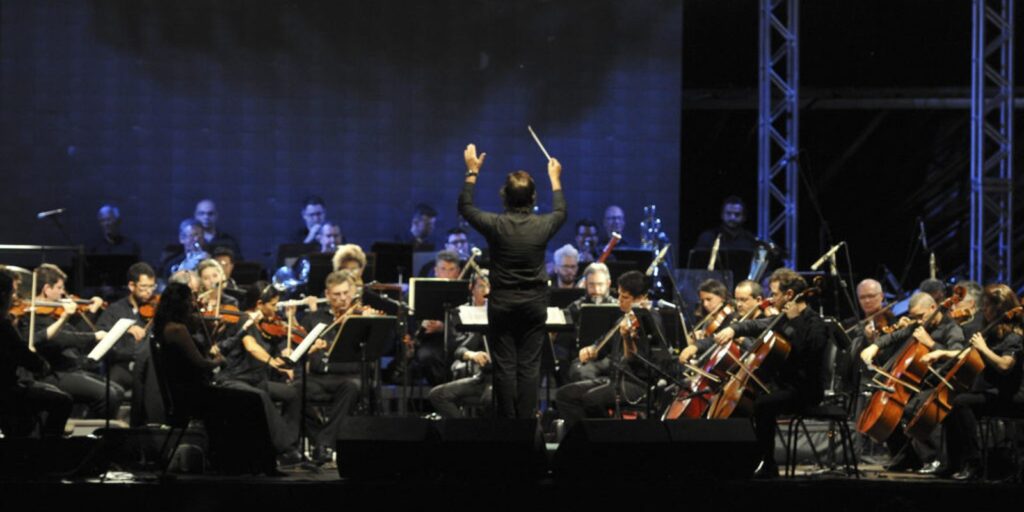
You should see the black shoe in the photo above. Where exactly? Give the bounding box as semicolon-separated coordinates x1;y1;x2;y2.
277;449;303;468
953;461;982;481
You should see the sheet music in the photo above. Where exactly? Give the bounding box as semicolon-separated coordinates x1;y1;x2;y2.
288;322;328;363
546;307;568;326
458;305;488;326
87;318;136;361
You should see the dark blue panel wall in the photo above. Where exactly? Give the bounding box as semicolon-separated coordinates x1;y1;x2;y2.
0;0;681;272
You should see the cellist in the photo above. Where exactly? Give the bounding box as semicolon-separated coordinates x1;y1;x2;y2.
920;284;1023;480
713;268;829;478
859;292;965;473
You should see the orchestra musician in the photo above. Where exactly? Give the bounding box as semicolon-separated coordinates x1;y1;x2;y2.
160;218;209;278
555;271;668;428
427;270;493;418
95;262;158;420
0;270;73;438
921;284;1023;480
563;263;618;383
458;143;566;419
677;278;734;363
714;268;829;478
87;203;141;257
952;281;984;339
408;250;462;385
859;292;965;473
600;205;628;247
550;244;580;289
299;270;377;465
193;199;244;260
694;196;758;252
18;264;120;419
573;219;600;265
331;243;368;283
298;195;328;244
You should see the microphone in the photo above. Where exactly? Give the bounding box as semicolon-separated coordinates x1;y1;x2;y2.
471;247;482;257
655;299;678;309
707;235;721;271
810;241;845;271
36;208;66;219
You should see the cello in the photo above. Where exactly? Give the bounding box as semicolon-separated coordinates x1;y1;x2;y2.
663;299;769;420
856;286;965;444
706;279;823;419
903;305;1023;441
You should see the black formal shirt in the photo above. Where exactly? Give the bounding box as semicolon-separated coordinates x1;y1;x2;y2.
96;297;144;366
695;225;758;252
87;233;141;257
729;308;829;396
873;314;965;353
1;320;47;390
458;182;566;292
300;309;361;374
972;331;1023;400
19;314;97;373
206;231;244;261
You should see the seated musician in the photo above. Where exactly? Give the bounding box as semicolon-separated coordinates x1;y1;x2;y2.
549;244;580;289
920;284;1023;480
299;270;377;465
677;278;734;363
714;268;828;478
694;195;758;252
428;270;493;417
18;264;120;419
194;199;244;260
87;203;141;257
317;222;345;255
952;280;984;339
444;227;471;261
95;262;157;416
297;195;328;244
159;218;209;278
840;279;895;397
196;258;239;311
859;292;965;473
600;205;629;247
408;250;462;385
212;247;242;292
398;203;438;251
213;282;303;466
556;271;668;428
331;243;368;283
573;219;600;265
0;271;73;438
563;263;618;382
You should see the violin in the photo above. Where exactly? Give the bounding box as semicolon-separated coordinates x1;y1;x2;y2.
258;315;308;345
10;297;100;318
138;294;161;320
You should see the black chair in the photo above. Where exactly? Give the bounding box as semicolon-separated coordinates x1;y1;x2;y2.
782;340;860;478
979;414;1024;482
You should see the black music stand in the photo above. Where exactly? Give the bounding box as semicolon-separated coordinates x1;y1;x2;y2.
549;287;586;309
576;304;622;350
409;278;469;354
687;248;752;286
369;242;414;284
327;316;398;414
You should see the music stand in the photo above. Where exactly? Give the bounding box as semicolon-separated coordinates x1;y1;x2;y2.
82;254;138;288
549;288;586;309
410;278;470;363
304;253;334;297
370;242;413;284
687;248;753;285
606;261;640;286
576;304;621;350
327;316;398;414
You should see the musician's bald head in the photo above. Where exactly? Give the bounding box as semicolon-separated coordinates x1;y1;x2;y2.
857;279;884;315
909;291;936;310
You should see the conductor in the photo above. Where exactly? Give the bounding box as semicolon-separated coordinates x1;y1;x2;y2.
457;143;566;418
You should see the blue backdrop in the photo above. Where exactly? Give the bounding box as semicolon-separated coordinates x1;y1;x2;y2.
0;0;681;274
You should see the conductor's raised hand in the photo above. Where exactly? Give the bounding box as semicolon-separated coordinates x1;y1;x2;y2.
547;157;562;181
464;144;486;173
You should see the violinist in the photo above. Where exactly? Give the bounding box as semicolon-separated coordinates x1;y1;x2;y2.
213;283;303;466
196;259;239;311
0;271;73;438
212;246;242;293
555;271;668;428
713;268;828;478
427;270;494;418
951;281;984;339
859;292;965;472
677;279;734;363
95;262;157;392
19;264;122;419
298;270;373;464
920;284;1023;480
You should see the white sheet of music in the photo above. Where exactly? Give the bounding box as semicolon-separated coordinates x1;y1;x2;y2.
546;307;568;326
87;318;136;361
458;305;488;326
289;322;328;364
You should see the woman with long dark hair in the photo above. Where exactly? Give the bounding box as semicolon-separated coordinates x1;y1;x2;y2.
151;282;222;422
